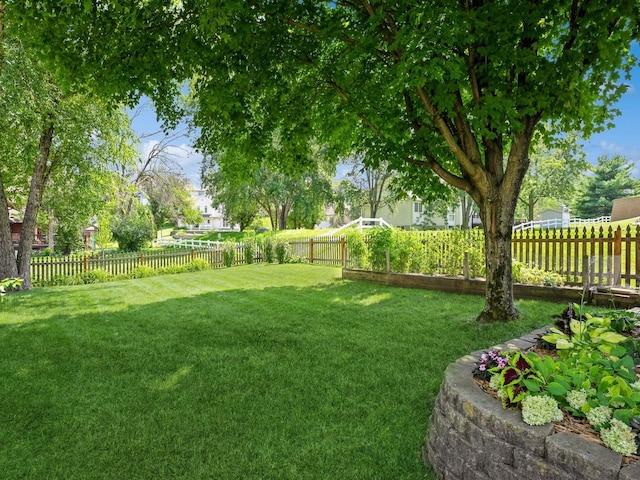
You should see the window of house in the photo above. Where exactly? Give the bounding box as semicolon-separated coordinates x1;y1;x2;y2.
414;202;423;213
204;206;208;213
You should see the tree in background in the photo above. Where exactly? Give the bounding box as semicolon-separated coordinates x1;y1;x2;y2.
332;179;365;226
344;156;396;219
200;156;259;231
143;170;202;227
0;36;128;287
518;132;589;221
288;167;333;229
201;144;334;231
7;1;638;321
572;155;639;219
110;203;155;252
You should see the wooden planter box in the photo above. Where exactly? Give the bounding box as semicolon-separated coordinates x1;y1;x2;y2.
341;268;640;307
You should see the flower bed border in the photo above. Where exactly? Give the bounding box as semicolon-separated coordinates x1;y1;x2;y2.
341;268;640;307
423;327;640;480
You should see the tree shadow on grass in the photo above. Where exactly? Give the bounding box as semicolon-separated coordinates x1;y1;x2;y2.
0;273;556;479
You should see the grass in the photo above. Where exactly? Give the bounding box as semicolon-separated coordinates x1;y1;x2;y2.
198;228;334;242
0;264;563;479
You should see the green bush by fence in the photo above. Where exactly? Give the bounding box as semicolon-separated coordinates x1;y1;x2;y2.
27;225;640;288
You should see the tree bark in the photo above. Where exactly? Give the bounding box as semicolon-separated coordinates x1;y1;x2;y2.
0;173;19;280
16;120;55;289
476;197;519;323
474;136;532;323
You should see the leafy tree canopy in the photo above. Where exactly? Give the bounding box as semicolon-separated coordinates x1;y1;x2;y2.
517;131;589;221
6;1;638;321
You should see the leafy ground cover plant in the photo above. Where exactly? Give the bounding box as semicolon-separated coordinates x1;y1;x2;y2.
475;306;640;457
0;278;23;298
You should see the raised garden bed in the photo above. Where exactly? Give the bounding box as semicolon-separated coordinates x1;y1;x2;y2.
423;327;640;480
342;268;640;307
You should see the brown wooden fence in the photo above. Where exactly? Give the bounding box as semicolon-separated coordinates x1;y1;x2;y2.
29;238;347;285
512;225;640;288
28;227;640;289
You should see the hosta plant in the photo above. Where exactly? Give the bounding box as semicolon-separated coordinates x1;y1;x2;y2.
475;308;640;456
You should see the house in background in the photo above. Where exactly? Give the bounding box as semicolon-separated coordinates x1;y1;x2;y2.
179;185;239;231
611;196;640;222
366;197;479;229
7;207;47;249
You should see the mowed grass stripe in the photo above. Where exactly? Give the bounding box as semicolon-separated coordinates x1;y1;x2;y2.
0;264;560;479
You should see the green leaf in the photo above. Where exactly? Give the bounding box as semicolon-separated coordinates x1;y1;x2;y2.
600;332;628;344
610;346;627;358
547;382;568;397
522;378;541;393
556;338;574;349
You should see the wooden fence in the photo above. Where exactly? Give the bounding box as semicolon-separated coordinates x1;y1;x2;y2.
29;238;347;285
28;227;640;289
512;225;640;288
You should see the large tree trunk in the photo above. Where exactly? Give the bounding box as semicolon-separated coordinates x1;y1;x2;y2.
476;197;519;323
474;135;532;323
0;173;19;280
16;121;54;289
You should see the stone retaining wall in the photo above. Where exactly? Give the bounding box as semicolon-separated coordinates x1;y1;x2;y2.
423;327;640;480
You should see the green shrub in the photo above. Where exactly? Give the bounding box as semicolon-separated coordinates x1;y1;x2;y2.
157;265;188;275
111;206;155;252
185;259;210;272
345;230;369;269
390;231;423;273
222;241;236;268
512;261;564;286
131;265;156;278
80;269;112;284
368;228;393;272
243;237;256;265
262;235;275;263
274;238;290;264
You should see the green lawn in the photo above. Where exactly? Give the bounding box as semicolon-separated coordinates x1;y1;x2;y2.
0;264;562;479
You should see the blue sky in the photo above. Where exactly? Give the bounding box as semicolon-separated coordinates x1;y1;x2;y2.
130;46;640;185
582;43;640;174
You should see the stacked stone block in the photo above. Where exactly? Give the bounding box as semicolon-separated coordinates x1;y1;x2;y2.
423;327;640;480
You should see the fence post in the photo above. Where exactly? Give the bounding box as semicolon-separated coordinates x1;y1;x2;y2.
309;238;314;264
139;253;145;266
582;256;589;291
614;227;622;286
341;237;346;267
83;255;88;272
582;255;596;290
190;249;195;261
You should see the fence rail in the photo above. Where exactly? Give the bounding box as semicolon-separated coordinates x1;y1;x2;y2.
512;225;640;288
29;238;347;285
28;226;640;289
513;216;612;231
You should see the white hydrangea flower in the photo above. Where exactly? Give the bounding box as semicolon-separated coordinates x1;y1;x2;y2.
566;389;588;411
521;395;563;426
601;419;638;456
586;406;612;428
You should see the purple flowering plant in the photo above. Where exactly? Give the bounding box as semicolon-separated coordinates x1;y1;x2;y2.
473;350;509;380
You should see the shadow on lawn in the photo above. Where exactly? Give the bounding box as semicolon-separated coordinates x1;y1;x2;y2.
0;276;555;479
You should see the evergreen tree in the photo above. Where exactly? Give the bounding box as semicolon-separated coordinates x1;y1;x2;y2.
572;155;639;218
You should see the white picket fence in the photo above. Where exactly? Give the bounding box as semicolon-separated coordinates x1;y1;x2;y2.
513;216;611;231
155;238;223;249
